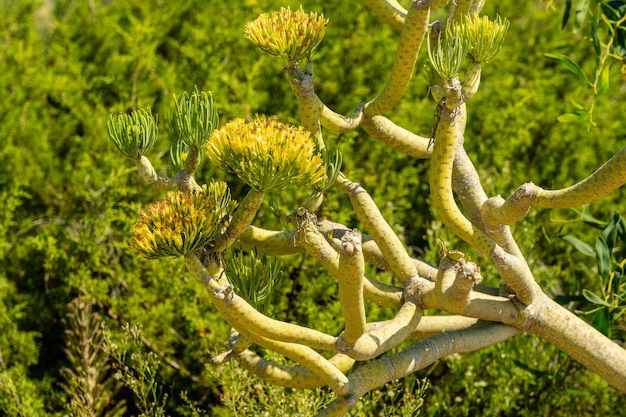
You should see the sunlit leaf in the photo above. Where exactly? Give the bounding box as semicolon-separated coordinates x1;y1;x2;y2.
574;0;590;31
598;64;611;94
583;289;611;306
557;110;589;123
545;53;591;85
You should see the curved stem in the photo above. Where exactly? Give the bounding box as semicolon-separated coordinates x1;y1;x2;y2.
336;174;418;283
364;0;431;116
363;0;407;31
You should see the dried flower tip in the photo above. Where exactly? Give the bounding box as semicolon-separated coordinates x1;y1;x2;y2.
244;7;328;62
130;181;237;259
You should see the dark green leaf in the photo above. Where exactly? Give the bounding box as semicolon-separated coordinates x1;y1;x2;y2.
591;3;601;57
601;211;621;252
591;308;611;337
562;0;573;29
562;235;596;256
596;236;611;284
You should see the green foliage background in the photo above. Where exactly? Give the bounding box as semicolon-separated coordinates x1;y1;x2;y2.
0;0;624;415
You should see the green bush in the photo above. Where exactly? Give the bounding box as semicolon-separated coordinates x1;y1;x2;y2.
0;0;624;415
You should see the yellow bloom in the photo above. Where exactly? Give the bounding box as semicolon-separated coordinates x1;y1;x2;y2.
244;7;328;62
131;182;237;259
462;14;509;63
206;115;326;192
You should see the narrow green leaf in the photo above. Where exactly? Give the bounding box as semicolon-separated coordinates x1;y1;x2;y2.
545;53;591;85
596;236;611;284
557;110;589;123
591;3;601;57
601;211;621;252
562;235;596;257
568;208;605;226
583;289;611;306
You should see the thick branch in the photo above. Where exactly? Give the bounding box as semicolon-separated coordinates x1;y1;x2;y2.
525;295;626;394
317;323;519;416
483;146;626;225
361;114;432;158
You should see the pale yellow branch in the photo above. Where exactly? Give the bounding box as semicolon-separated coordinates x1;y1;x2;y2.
337;301;422;360
364;1;431;115
482;146;626;225
317;323;519;416
361;114;432;158
335;230;367;344
526;295;626;394
184;255;337;351
409;315;480;339
235;349;355;389
363;0;407;30
336;174;418;283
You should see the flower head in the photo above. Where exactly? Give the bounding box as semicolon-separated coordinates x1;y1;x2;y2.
244;7;328;62
206;115;326;192
131;182;237;259
462;15;509;63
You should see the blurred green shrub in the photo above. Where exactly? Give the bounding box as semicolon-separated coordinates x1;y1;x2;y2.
0;0;624;415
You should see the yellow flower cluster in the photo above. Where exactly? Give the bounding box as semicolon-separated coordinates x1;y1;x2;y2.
244;7;328;62
462;14;509;63
206;115;326;192
131;182;237;259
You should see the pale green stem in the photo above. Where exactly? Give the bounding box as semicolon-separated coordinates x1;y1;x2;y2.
135;155;176;190
236;226;299;256
435;255;482;312
526;295;626;394
481;146;626;225
409;315;480;339
448;0;472;23
336;233;367;345
289;67;325;150
461;61;481;101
